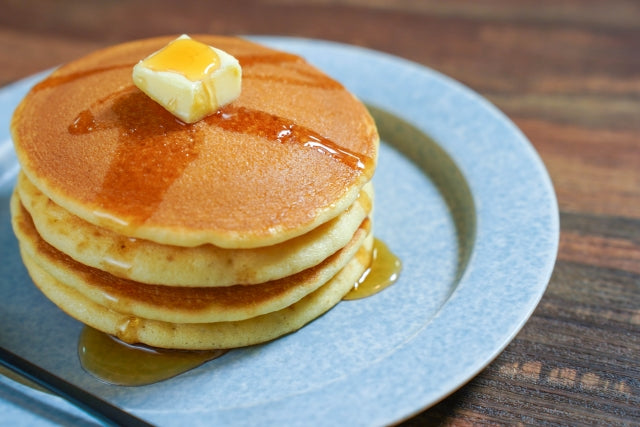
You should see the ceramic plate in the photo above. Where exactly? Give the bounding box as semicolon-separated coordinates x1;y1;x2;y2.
0;37;558;426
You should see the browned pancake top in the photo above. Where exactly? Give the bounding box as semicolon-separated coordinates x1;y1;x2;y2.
12;35;377;248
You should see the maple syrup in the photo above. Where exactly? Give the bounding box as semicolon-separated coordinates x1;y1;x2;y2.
205;105;372;172
68;89;202;225
78;326;226;386
344;238;402;300
142;37;221;81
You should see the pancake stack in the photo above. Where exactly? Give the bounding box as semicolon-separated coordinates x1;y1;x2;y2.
10;36;378;350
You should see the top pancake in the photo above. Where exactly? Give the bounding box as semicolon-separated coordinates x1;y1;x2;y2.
11;35;378;248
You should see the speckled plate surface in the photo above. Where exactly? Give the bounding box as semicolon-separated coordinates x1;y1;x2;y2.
0;37;558;426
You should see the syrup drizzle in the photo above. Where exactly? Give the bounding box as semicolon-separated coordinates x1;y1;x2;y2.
239;52;343;90
237;51;304;67
206;106;372;172
69;89;201;225
32;63;133;93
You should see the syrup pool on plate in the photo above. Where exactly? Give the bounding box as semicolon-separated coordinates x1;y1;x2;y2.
344;238;402;300
78;326;227;386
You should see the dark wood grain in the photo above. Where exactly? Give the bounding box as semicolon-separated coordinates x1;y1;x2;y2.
1;0;638;425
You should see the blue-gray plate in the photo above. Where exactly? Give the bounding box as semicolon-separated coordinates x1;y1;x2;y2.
0;37;558;426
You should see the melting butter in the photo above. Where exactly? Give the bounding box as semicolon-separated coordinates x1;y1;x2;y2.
132;34;242;123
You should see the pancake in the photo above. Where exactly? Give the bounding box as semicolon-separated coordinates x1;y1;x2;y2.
10;35;383;351
12;191;371;323
18;227;374;350
11;35;378;249
18;171;373;286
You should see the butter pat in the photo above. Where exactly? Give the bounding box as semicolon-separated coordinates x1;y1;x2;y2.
132;35;242;123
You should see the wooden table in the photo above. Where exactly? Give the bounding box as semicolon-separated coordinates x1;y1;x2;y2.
1;0;638;424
